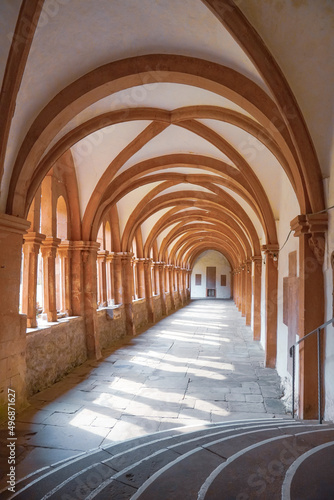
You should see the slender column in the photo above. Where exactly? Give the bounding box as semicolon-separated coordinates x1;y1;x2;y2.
164;264;169;293
121;253;135;335
186;269;191;300
241;263;246;316
143;259;155;323
58;241;72;316
252;256;262;340
137;258;145;299
71;241;86;316
291;214;327;419
97;250;108;307
22;232;46;328
245;260;252;326
113;253;123;305
175;267;181;303
158;263;167;316
153;262;160;295
41;237;61;322
106;253;114;305
82;242;101;359
0;214;31;418
237;268;242;311
262;244;279;368
168;265;175;310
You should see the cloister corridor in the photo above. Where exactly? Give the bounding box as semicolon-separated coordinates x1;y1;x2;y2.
0;299;287;489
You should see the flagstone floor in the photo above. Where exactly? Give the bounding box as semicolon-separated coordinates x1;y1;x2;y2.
0;299;288;488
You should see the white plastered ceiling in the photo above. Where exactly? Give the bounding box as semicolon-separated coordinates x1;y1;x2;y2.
1;0;333;264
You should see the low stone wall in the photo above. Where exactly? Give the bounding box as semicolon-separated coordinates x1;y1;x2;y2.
153;295;162;321
26;316;87;396
133;299;148;330
97;306;126;350
173;291;181;310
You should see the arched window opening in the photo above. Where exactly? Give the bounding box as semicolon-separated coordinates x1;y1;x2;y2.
56;196;68;240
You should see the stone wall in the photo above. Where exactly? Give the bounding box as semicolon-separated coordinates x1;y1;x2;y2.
97;306;126;350
26;317;87;396
133;299;148;330
153;295;162;321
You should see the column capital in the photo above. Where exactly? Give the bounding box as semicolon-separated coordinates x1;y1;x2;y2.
291;213;328;265
261;244;279;266
23;231;46;247
97;249;109;259
41;237;61;257
0;213;30;235
81;241;100;263
58;239;73;253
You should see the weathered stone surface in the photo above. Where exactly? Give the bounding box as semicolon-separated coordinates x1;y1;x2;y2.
26;317;87;395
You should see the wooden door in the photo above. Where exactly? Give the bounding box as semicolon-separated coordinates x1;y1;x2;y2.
206;267;216;297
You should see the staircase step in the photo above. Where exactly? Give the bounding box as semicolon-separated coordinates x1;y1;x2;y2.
8;419;334;500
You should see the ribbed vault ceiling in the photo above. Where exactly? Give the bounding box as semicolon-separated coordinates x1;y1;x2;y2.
0;0;333;269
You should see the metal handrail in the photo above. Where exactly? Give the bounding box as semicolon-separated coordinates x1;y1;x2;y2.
289;317;334;424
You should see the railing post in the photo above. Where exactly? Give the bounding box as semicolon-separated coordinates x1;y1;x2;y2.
290;345;295;419
317;328;322;424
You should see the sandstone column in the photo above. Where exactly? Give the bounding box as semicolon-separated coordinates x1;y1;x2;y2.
241;263;246;317
158;263;167;316
113;252;123;305
291;214;327;419
58;240;72;316
143;259;155;323
41;237;61;322
137;258;145;299
71;241;86;316
82;242;101;359
21;232;46;328
261;244;279;368
122;253;135;335
252;256;262;341
106;253;114;305
97;250;108;307
245;259;252;326
0;214;30;419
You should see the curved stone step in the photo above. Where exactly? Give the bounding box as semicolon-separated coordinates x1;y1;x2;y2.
9;419;288;499
8;419;333;500
130;424;321;500
282;440;334;500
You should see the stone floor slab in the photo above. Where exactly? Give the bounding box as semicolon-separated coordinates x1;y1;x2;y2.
0;299;288;488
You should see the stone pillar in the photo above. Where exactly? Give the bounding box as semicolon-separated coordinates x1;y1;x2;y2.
168;265;175;310
122;253;135;335
153;262;160;296
97;250;108;307
262;244;279;368
143;259;155;323
106;253;114;305
58;241;72;316
252;256;262;341
137;258;145;299
241;263;246;317
158;263;167;316
175;267;181;303
82;242;101;359
0;214;30;419
236;268;241;311
41;237;61;322
291;214;327;419
21;232;46;328
245;260;252;326
71;241;86;316
113;253;123;305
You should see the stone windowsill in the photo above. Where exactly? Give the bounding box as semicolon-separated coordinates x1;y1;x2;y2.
27;315;81;334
